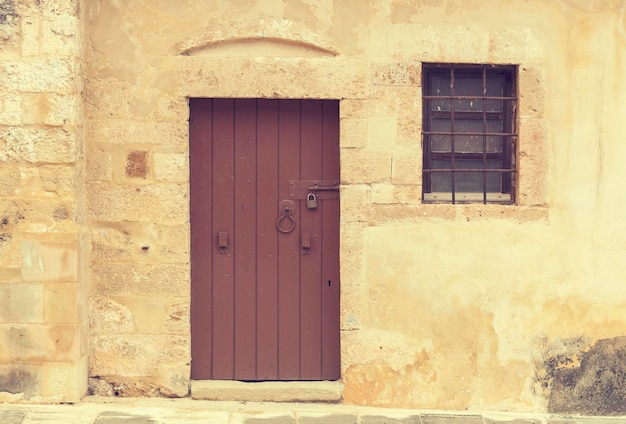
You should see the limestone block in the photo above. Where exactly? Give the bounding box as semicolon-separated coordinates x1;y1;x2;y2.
21;93;81;126
341;117;367;148
163;299;189;335
91;264;189;297
0;283;44;323
0;199;77;230
156;96;189;122
153;152;188;182
14;165;77;198
157;362;190;397
87;182;188;222
20;15;39;56
87;119;187;145
37;165;77;196
89;334;189;377
519;66;546;118
90;223;190;264
116;296;172;334
0;268;20;283
84;78;130;119
0;364;41;397
39;0;80;18
0;1;19;54
41;16;80;57
0;94;21;125
86;148;112;181
21;240;78;282
341;149;391;184
340;184;370;222
340;222;366;330
175;57;370;99
0;165;19;196
367;203;457;223
0;324;78;362
518;118;549;206
0;59;75;92
392;152;421;186
370;184;421;205
89;296;135;335
40;361;84;402
0;127;77;163
367;116;398;151
396;88;422;143
371;61;421;86
44;283;78;324
461;205;549;223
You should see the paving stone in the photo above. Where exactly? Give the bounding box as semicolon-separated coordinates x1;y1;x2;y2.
299;413;357;423
94;412;158;424
422;414;484;424
22;409;97;424
243;416;296;424
360;414;421;423
547;419;626;424
0;409;27;424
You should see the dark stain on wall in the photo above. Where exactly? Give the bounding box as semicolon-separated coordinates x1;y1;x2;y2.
548;337;626;415
126;151;148;178
0;0;17;25
0;367;38;396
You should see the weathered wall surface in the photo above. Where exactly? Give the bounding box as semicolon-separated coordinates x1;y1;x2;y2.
21;0;624;413
0;0;87;402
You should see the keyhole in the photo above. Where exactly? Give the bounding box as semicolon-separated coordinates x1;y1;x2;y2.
328;280;332;287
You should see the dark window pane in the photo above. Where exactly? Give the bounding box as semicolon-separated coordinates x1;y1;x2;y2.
431;160;503;193
431;119;503;153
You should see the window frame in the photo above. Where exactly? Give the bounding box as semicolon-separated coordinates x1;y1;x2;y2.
421;63;518;204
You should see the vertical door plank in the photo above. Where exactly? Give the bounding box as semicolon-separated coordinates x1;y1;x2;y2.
212;98;236;379
190;98;214;379
256;99;280;380
299;100;324;380
233;99;258;379
277;99;301;380
321;100;342;379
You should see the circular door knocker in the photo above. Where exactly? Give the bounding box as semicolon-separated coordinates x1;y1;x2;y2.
276;200;296;233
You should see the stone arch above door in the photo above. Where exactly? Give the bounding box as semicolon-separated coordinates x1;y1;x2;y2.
173;18;338;57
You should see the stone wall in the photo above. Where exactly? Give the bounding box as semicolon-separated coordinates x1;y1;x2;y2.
3;0;626;413
0;0;86;402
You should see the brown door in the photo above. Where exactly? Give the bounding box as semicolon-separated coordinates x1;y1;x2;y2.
189;98;340;381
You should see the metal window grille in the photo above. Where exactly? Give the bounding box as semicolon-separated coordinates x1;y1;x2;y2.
422;64;518;204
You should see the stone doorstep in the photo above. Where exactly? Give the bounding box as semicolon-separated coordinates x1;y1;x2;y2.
190;380;342;403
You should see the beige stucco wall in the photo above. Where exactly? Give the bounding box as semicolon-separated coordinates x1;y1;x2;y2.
3;0;626;412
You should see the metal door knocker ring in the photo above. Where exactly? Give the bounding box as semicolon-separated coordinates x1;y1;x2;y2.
276;206;295;233
276;199;296;233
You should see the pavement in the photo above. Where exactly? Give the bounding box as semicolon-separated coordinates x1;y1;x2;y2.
1;397;626;423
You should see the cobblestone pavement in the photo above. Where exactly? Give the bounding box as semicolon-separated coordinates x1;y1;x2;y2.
1;397;626;423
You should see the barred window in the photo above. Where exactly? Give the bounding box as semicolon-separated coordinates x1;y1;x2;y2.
422;64;518;204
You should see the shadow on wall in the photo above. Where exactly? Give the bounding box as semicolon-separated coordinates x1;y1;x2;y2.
542;337;626;415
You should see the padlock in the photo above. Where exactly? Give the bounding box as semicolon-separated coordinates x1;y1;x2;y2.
306;192;318;209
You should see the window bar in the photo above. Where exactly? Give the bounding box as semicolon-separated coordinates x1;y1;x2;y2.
450;66;456;204
482;66;487;204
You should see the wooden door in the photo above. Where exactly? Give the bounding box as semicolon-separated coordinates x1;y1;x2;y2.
189;98;340;381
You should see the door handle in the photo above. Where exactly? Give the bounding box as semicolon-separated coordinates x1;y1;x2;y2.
218;231;228;252
301;232;311;254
